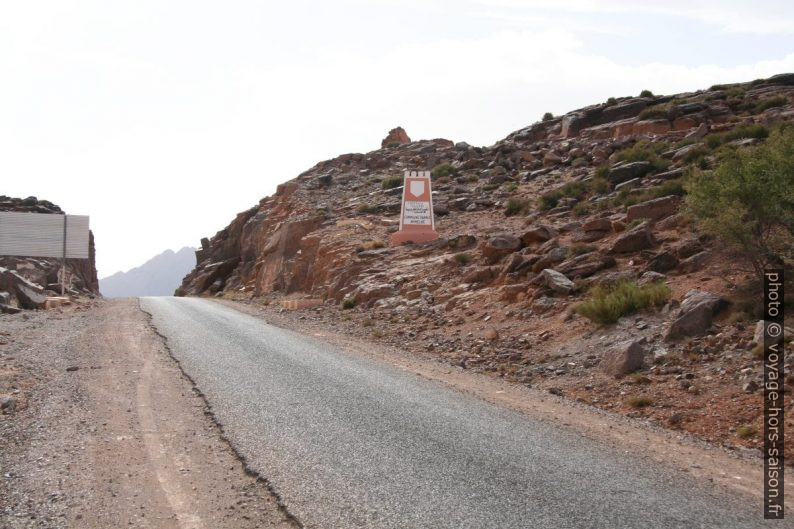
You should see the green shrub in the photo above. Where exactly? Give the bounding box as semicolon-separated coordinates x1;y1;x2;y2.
750;78;766;87
614;140;671;172
572;201;592;217
341;296;356;309
381;175;403;190
539;181;588;210
724;86;746;98
724;123;770;142
611;178;685;208
605;97;618;106
431;163;457;179
639;89;654;97
736;425;756;439
590;176;611;194
638;106;669;120
754;96;787;114
681;145;711;164
625;218;644;230
674;136;699;149
686;125;794;281
627;396;653;408
705;123;770;149
542;112;554;121
568;243;595;257
356;203;378;214
454;253;472;265
504;197;529;216
576;280;671;325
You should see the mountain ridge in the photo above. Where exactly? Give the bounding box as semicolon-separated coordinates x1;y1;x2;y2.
100;247;196;298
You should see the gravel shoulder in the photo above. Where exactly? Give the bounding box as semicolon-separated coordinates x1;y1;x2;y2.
0;298;296;529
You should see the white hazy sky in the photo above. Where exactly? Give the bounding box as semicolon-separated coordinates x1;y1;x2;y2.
2;1;793;277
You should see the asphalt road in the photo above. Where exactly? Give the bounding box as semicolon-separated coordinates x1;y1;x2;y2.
141;297;765;529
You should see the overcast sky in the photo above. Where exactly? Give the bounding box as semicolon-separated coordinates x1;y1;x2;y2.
2;1;793;277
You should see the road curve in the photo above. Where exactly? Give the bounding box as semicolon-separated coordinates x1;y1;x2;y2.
141;296;762;529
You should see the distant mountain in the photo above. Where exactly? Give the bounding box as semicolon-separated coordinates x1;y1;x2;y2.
100;247;196;298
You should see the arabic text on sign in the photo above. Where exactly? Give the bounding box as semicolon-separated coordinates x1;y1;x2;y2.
403;201;431;225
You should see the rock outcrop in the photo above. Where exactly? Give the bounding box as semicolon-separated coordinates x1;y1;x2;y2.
381;126;411;148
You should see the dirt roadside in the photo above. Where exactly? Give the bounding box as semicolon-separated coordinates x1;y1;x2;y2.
215;297;794;510
0;299;297;529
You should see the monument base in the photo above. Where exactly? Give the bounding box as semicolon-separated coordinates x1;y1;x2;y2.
390;229;439;246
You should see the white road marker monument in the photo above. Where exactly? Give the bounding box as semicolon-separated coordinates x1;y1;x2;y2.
390;170;439;245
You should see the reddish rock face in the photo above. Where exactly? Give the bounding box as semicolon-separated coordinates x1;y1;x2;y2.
381;127;411;148
633;119;671;135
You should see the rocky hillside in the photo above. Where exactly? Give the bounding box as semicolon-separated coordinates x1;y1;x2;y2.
100;247;196;298
178;74;794;457
0;196;99;313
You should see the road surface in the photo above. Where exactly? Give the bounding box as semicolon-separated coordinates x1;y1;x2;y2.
141;296;765;529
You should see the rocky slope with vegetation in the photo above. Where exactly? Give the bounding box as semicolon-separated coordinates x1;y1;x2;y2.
178;74;794;458
0;197;99;313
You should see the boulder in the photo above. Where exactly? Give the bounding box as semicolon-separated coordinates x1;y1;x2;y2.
501;253;527;274
463;266;497;285
671;143;702;162
664;290;725;341
481;235;522;261
626;195;680;221
572;229;608;242
685;123;709;139
647;251;679;273
543;151;563;167
353;282;397;305
608;161;653;184
581;218;612;232
602;340;646;376
556;253;616;278
653;168;685;180
610;222;655;253
664;304;713;342
614;178;640;192
0;267;47;309
521;224;558;244
673;239;704;259
638;271;667;285
678;251;710;273
540;269;575;294
679;289;724;314
532;246;569;273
